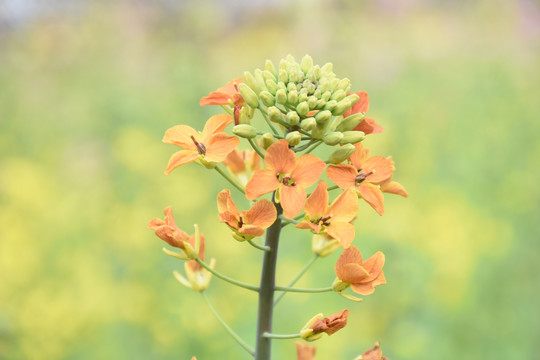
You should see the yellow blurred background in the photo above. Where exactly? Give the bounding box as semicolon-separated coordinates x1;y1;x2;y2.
1;0;539;359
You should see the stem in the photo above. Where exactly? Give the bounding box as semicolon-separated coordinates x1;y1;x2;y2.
262;332;301;339
248;239;270;252
279;215;299;225
195;258;259;292
327;185;339;191
273;285;333;293
258;106;280;137
220;105;234;115
202;291;255;356
254;198;283;360
303;140;323;154
293;140;315;152
215;165;245;194
248;138;266;159
274;254;319;306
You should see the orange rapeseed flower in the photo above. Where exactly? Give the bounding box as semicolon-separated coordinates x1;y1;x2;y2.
245;140;326;219
342;91;383;135
335;245;386;296
327;143;397;215
310;309;350;336
148;206;190;249
355;342;388;360
217;189;277;240
199;78;244;106
162;114;239;174
223;149;262;186
296;342;316;360
296;181;358;248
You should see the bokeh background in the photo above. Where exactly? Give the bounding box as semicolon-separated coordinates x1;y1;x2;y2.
1;0;539;359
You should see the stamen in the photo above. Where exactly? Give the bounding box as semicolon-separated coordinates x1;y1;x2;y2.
190;135;207;155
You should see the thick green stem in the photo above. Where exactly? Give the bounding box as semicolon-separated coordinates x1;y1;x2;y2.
274;254;319;306
254;198;283;360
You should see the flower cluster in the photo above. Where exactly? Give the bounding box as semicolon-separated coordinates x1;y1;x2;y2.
148;55;406;359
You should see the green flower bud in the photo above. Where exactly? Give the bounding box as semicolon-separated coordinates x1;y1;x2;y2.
318;78;330;93
265;79;278;95
309;65;321;81
345;93;360;106
279;59;288;71
328;144;355;164
335;113;365;132
262;70;276;83
264;59;276;76
254;69;267;91
286;131;302;146
329;78;340;91
308;96;318;109
277;81;287;91
300;117;317;131
301;54;313;74
297;70;305;83
275;89;287;105
238;106;253;124
337;78;351;92
340;131;366;145
313;89;321;98
286;111;300;126
267;106;283;123
287;82;297;92
324;100;337;112
311;121;330;139
260;91;275;107
315;110;332;124
261;133;277;150
296;101;309;117
332;98;352;116
243;71;259;94
323;131;344;146
321;90;332;101
312;233;340;257
298;93;309;103
233;124;257;139
286;54;296;63
287;90;298;105
238;83;260;109
279;69;288;83
289;70;298;83
315;99;326;110
331;89;346;102
321;62;333;75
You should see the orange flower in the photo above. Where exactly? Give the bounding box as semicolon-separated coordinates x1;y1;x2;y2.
200;78;244;106
310;309;350;335
162;114;240;174
223;148;262;186
296;181;358;248
355;342;388;360
326;143;396;215
296;342;316;360
217;189;277;240
148;206;191;249
174;230;216;292
335;245;386;296
245;140;326;219
342;91;383;135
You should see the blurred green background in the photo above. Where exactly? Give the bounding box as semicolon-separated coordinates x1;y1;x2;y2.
1;0;539;359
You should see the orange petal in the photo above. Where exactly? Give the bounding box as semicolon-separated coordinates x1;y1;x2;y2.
264;140;296;174
164;150;199;175
335;246;363;279
217;189;240;216
381;180;408;198
201;114;233;141
357;183;385;215
249;150;262;171
223;149;246;174
204;133;240;163
349;143;369;170
326;222;355;248
296;342;316;360
280;185;307;219
326;165;357;189
200;91;231;106
304;181;328;219
340;263;370;284
364;156;394;183
343;91;369;117
163;206;178;227
351;282;376;295
327;188;358;223
295;221;316;231
162;125;199;149
148;218;165;229
239;224;265;237
245;169;280;200
353;117;383;135
218;211;240;230
292;154;326;188
200;78;244;106
362;251;385;281
242;199;277;229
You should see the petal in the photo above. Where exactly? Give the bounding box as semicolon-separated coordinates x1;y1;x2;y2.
357;183;385;215
162;125;199;149
335;245;363;279
326;165;357;190
291;154;326;188
264;139;296;174
295;221;319;232
362;251;385;280
349;143;369;170
351;282;376;295
200;78;244;106
304;181;328;219
164;150;199;175
326;222;355;248
353;117;383;135
204;133;240;163
343;91;369;117
340;263;370;283
245;169;280;200
280;185;307;219
364;156;394;183
381;179;408;198
202;114;234;141
223;149;246;174
296;342;316;360
218;211;240;230
239;224;265;237
327;188;358;223
249;150;262;171
216;189;240;216
242;199;277;229
148;218;165;229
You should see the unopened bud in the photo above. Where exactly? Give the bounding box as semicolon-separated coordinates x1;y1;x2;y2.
243;71;259;94
336;113;366;132
332;99;352;116
321;90;332;101
275;89;287;105
287;82;297;92
265;59;276;76
298;92;309;103
301;54;313;74
238;106;253;124
286;131;302;146
260;91;275;107
315;99;326;109
337;78;351;92
331;89;346;102
286;111;300;126
279;69;288;83
300;313;325;342
318;79;330;93
324;100;337;112
289;70;298;83
267;106;283;123
329;78;340;91
328;144;355;164
261;133;277;150
233;124;257;139
238;83;260;109
312;234;341;257
254;69;266;91
314;110;332;124
277;81;287;91
300;117;317;131
323;132;344;146
340;131;366;145
286;54;296;63
296;102;309;117
287;90;298;105
311;121;330;139
345;93;360;106
308;96;318;109
263;70;276;83
309;65;321;81
265;79;278;95
321;62;333;75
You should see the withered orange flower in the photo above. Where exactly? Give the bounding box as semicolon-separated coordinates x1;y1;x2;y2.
310;309;350;336
335;245;386;295
342;91;383;135
217;189;277;240
148;206;190;249
296;342;316;360
245;140;326;219
200;78;244;106
356;342;388;360
162;114;239;174
296;181;358;248
223;148;262;186
327;143;400;215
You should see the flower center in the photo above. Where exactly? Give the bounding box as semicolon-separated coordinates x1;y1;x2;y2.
237;216;244;228
190;136;207;155
311;215;332;227
355;168;373;185
280;175;296;186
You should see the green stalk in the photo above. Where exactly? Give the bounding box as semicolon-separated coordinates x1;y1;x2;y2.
214;165;245;194
262;332;301;339
274;254;319;306
273;285;333;293
195;258;259;292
